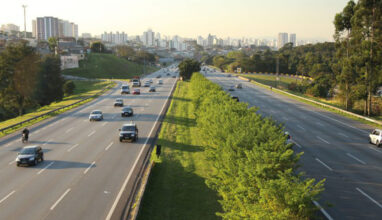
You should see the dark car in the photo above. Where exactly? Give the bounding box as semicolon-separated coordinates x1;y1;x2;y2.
156;75;161;78
166;73;170;76
119;123;138;142
228;86;235;91
231;96;239;102
121;107;133;117
149;86;156;92
132;88;140;95
16;146;44;166
172;75;176;78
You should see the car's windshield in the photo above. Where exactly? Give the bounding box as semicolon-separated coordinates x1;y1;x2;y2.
116;99;123;102
20;148;35;155
122;126;135;131
123;108;132;112
122;86;128;89
91;111;102;114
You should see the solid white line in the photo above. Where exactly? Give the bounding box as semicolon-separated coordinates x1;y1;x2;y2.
312;200;334;220
0;190;16;204
67;144;79;152
105;77;177;220
356;187;382;208
50;188;71;210
297;125;305;131
338;133;348;138
346;153;366;165
37;162;54;175
84;161;96;174
315;158;333;171
88;131;96;137
65;127;74;133
105;142;113;151
317;136;330;144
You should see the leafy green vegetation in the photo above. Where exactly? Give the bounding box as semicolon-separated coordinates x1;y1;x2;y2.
62;53;158;79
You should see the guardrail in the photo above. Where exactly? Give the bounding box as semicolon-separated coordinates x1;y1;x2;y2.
0;82;115;134
239;76;382;126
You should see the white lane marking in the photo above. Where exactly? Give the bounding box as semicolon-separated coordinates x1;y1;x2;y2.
106;74;177;220
369;147;382;153
65;127;74;133
102;122;108;127
9;160;16;165
37;162;54;175
317;136;330;144
84;161;96;174
346;153;366;165
42;139;53;146
315;158;333;171
338;133;348;138
67;144;79;152
292;141;302;148
356;187;382;208
50;188;71;210
0;190;16;204
105;142;113;151
312;200;334;220
35;130;41;134
297;125;305;131
88;131;96;137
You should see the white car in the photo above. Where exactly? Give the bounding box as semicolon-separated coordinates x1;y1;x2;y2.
144;81;151;87
158;80;163;85
369;129;382;147
121;85;130;94
89;110;103;121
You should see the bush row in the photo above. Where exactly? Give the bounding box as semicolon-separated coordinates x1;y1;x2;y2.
190;73;324;219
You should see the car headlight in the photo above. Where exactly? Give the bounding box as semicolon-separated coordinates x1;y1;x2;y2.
16;158;20;161
29;157;35;161
131;134;135;136
119;134;123;137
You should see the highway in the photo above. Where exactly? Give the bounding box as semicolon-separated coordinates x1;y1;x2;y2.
206;70;382;220
0;67;177;220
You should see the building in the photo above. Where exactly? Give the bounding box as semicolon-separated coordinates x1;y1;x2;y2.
0;24;20;33
143;29;155;47
207;34;214;47
33;17;78;40
101;31;128;45
289;33;296;46
278;32;288;49
82;33;92;38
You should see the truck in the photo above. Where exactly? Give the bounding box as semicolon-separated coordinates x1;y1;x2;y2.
132;76;141;87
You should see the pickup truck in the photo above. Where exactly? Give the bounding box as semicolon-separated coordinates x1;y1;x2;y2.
132;76;141;87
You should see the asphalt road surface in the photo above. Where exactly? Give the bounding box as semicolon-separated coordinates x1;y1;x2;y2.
0;66;177;220
206;70;382;220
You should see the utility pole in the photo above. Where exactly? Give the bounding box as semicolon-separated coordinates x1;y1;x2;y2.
22;5;27;38
276;56;279;88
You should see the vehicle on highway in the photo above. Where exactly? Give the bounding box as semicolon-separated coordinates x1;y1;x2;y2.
166;72;170;76
235;83;242;89
148;79;153;83
132;76;141;87
369;129;382;147
132;88;141;95
149;86;156;92
228;86;235;91
89;110;103;121
158;79;163;85
22;127;29;143
114;98;124;107
119;122;139;142
172;75;176;78
156;75;161;78
227;74;231;77
231;96;239;102
121;107;133;117
144;81;151;87
121;85;130;94
16;146;44;166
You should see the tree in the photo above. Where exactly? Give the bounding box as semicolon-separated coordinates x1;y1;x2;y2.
63;80;75;95
178;59;201;80
35;55;64;106
90;41;106;53
115;45;135;59
48;37;58;52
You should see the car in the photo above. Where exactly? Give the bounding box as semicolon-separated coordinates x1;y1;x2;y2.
172;75;176;78
149;86;156;92
227;74;232;77
121;107;133;117
156;75;161;78
132;88;140;95
369;129;382;147
114;98;124;107
89;110;103;121
119;122;139;142
228;86;235;91
132;78;141;87
231;96;239;102
121;85;130;94
144;81;151;87
148;79;153;83
235;83;242;89
166;73;171;76
16;146;44;166
158;79;163;85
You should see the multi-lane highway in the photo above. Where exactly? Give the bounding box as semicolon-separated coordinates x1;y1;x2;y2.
206;70;382;220
0;67;177;220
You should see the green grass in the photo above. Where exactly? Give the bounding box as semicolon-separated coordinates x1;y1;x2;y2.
0;80;115;137
137;82;221;220
62;53;159;79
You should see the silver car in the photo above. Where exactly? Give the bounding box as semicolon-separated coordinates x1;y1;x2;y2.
89;110;103;121
369;129;382;147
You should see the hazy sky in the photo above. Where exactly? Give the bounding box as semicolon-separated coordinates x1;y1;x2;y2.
1;0;350;40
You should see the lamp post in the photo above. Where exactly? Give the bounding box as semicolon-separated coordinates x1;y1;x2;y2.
22;5;27;38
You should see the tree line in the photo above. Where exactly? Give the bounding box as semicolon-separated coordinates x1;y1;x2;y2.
189;72;324;219
0;41;74;121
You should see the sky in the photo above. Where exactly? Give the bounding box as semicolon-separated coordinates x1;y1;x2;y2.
1;0;350;41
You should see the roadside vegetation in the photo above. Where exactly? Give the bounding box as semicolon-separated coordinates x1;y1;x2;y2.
62;53;158;79
139;72;324;220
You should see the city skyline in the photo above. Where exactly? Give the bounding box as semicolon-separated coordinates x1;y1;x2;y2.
2;0;349;41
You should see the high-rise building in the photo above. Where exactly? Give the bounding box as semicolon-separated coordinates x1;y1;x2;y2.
82;33;92;38
143;29;155;47
207;34;214;47
0;24;20;33
35;17;59;40
101;31;128;44
289;33;296;46
278;32;288;49
32;20;36;38
197;36;203;46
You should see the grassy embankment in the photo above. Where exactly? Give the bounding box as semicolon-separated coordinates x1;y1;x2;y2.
63;53;159;79
0;80;114;137
137;81;221;220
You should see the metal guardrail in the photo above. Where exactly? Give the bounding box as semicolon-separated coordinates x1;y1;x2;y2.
0;83;115;134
